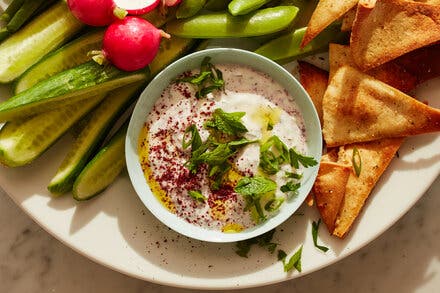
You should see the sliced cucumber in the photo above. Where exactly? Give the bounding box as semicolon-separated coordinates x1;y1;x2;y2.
48;83;143;196
72;123;128;201
15;30;104;94
0;94;105;167
0;1;84;83
0;61;149;122
149;36;198;76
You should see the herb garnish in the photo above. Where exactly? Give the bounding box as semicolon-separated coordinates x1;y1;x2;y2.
312;219;329;252
182;124;202;151
235;229;278;258
280;181;301;195
278;246;303;272
205;108;248;137
259;135;290;174
289;147;318;169
235;176;277;222
352;146;362;177
176;56;225;99
285;171;302;179
188;190;206;203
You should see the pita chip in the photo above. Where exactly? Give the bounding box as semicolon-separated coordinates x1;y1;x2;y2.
351;0;440;70
313;161;351;233
301;0;358;47
333;138;403;238
322;66;440;147
341;7;357;32
298;61;329;124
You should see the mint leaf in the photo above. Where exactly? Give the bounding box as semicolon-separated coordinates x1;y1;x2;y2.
264;197;285;212
205;108;248;136
182;124;202;151
285;171;302;180
289;148;318;169
188;190;206;203
280;181;301;194
234;176;277;196
235;229;277;258
259;135;290;175
283;245;303;272
312;219;329;252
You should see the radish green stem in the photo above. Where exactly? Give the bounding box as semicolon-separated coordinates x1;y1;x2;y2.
113;7;128;20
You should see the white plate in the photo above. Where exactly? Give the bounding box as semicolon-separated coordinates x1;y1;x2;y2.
0;69;439;288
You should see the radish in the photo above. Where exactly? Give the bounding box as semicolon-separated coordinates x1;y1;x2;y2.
67;0;127;26
163;0;182;6
114;0;161;15
94;17;170;71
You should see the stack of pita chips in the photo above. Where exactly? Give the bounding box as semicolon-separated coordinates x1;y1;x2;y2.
299;0;440;238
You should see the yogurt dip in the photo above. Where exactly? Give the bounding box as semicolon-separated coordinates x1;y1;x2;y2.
138;63;309;232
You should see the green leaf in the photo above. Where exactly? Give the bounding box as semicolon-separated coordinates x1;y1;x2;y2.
235;229;278;258
312;219;329;253
352;147;362;177
182;124;202;151
259;135;290;175
264;197;285;212
285;171;302;179
235;176;277;196
283;245;303;272
280;181;300;194
188;190;206;203
289;147;318;169
277;249;287;261
205;108;248;136
197;143;235;166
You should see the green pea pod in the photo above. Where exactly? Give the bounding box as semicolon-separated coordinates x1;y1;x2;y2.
176;0;207;19
204;0;231;11
0;0;25;22
254;24;348;63
167;6;299;38
228;0;272;16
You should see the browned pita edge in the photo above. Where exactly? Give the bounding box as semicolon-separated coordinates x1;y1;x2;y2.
333;138;404;238
313;161;351;233
341;7;357;32
329;43;440;91
351;0;440;71
300;0;358;48
298;61;329;124
413;0;440;4
322;65;440;147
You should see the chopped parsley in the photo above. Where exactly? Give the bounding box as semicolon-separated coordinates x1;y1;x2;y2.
259;135;290;174
280;181;301;195
235;229;278;258
312;219;329;252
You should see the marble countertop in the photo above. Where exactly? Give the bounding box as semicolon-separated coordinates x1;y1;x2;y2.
1;176;438;293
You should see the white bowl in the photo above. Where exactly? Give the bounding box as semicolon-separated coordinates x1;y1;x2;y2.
126;48;322;243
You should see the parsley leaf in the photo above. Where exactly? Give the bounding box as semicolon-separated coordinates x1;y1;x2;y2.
285;171;302;180
282;245;303;272
205;108;248;136
235;229;277;258
289;148;318;169
188;190;206;203
312;219;329;252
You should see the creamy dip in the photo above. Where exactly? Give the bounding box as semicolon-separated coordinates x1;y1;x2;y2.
138;64;308;231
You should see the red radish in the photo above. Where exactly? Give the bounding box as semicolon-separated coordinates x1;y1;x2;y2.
114;0;160;15
163;0;182;6
97;17;170;71
67;0;127;26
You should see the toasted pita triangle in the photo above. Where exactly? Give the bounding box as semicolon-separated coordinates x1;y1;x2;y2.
341;7;357;32
329;44;417;92
313;161;351;233
333;138;403;238
322;65;440;147
298;61;328;124
351;0;440;70
301;0;358;47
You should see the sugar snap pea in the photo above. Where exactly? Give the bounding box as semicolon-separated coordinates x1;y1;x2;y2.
167;6;299;38
204;0;231;11
254;24;347;63
0;0;25;22
228;0;272;16
176;0;207;19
